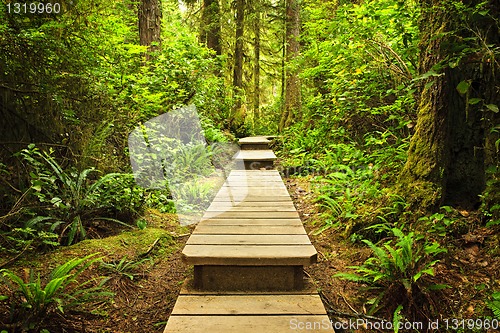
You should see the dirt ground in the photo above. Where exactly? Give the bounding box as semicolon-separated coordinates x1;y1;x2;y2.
1;176;499;332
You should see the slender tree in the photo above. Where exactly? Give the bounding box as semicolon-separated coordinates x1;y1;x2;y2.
231;0;246;130
138;0;162;56
279;0;301;131
252;0;261;122
399;0;499;210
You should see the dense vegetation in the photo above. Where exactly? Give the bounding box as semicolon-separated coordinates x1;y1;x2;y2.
0;0;499;332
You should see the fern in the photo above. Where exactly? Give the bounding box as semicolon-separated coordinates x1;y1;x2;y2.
334;227;447;316
1;254;113;329
488;292;500;320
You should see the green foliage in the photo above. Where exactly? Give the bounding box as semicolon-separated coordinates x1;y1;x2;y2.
417;206;458;238
334;227;447;317
100;256;149;282
16;145;144;245
488;292;500;320
0;254;112;331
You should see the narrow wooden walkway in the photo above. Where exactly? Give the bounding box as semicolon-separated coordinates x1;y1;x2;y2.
164;137;334;332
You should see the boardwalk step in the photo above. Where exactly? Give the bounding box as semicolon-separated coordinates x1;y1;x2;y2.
183;245;317;266
165;293;334;332
239;136;272;150
192;225;307;234
233;149;276;170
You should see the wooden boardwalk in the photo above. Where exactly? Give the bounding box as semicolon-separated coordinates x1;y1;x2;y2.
164;137;334;332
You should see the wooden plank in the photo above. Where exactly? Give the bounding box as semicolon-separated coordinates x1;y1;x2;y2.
202;211;299;219
208;201;296;207
182;245;317;265
206;206;296;212
165;315;335;333
171;294;326;315
215;189;290;197
186;235;312;245
234;150;277;161
222;177;285;187
218;186;287;191
198;218;303;226
239;136;271;144
193;225;306;234
229;170;279;174
212;195;292;202
226;176;282;180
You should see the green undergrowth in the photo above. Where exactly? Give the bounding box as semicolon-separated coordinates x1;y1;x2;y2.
12;226;177;271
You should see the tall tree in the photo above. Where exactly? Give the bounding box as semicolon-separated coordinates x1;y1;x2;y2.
138;0;162;55
252;0;261;121
200;0;222;55
279;0;301;131
231;0;246;130
399;0;499;210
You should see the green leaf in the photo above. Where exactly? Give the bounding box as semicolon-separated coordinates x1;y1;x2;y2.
469;98;482;105
456;80;470;94
393;304;404;333
0;295;8;301
486;104;499;113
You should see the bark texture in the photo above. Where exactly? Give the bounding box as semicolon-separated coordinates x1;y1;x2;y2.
138;0;162;55
399;0;499;210
200;0;222;56
231;0;246;132
279;0;301;131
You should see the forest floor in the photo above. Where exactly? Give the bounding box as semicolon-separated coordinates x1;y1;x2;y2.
1;177;499;332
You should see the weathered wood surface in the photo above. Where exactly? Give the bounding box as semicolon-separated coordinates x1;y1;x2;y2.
192;225;307;234
171;294;326;315
183;245;317;265
186;234;312;245
164;315;334;333
198;218;303;226
234;149;277;161
238;136;272;144
202;211;300;219
165;293;334;332
212;195;292;202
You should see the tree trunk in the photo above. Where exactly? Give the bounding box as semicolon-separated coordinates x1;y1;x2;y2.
279;0;301;131
138;0;162;57
231;0;246;131
253;0;261;124
399;0;499;210
200;0;222;56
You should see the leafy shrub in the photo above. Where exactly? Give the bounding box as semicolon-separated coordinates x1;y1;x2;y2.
0;254;112;331
334;227;447;321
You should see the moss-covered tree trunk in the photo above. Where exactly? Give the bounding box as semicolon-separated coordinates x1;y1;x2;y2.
399;0;499;210
200;0;222;56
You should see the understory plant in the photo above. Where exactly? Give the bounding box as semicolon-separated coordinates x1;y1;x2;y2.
0;254;112;331
18;145;144;245
334;227;447;322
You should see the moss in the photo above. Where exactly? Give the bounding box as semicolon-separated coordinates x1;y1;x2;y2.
14;228;176;270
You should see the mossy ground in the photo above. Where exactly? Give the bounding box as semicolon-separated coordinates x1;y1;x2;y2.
0;209;193;333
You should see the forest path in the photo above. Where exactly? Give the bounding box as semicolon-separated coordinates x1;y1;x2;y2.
163;137;334;332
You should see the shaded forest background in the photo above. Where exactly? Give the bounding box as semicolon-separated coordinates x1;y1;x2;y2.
1;0;500;331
